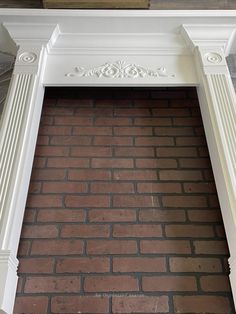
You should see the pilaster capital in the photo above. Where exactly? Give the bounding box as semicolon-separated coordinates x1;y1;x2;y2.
3;23;59;75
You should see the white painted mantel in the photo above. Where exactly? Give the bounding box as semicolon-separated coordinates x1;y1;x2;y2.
0;9;236;314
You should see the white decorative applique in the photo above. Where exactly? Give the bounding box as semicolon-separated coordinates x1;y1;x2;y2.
18;52;37;64
205;52;223;64
66;61;175;78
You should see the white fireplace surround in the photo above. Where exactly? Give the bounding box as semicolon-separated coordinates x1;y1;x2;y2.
0;9;236;314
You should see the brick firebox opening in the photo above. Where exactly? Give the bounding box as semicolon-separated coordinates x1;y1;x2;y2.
14;87;235;314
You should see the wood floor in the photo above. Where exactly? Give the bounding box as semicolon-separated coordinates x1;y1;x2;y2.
1;0;236;9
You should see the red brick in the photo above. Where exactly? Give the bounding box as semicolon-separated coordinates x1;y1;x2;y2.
152;108;190;116
39;125;72;135
134;117;171;126
165;224;214;237
160;170;202;181
37;135;49;145
135;137;174;146
37;209;85;222
113;224;162;237
42;182;88;193
16;277;23;293
29;182;41;194
55;116;93;125
135;158;177;168
33;157;46;168
173;117;202;126
71;146;112;157
113;257;166;272
173;296;232;314
18;240;31;256
14;296;48;314
154;127;194;136
179;158;211;168
68;169;111;180
47;157;89;168
156;147;197;157
142;276;197;291
35;146;69;157
84;275;138;292
152;90;187;99
169;257;222;272
44;107;74;115
193;240;229;255
61;224;110;238
51;296;109;313
139;209;186;222
87;240;137;254
215;225;227;238
95;117;132;125
209;194;220;207
41;115;53;125
23;209;36;223
115;147;154;157
50;135;92;145
141;240;191;254
200;275;231;292
57;98;93;106
18;258;54;274
56;257;110;273
114;170;157;180
31;239;83;255
137;182;181;193
91;182;134;193
24;276;80;293
199;147;211;160
31;169;66;181
113;195;159;208
88;209;136;222
134;99;168;107
21;225;58;238
184;182;216;193
94;136;133;146
114;126;152;135
114;108;151;116
27;195;62;208
73;126;112;135
76;107;113;116
92;158;134;168
65;195;110;208
162;196;207;208
187;209;222;222
176;136;206;146
112;296;169;313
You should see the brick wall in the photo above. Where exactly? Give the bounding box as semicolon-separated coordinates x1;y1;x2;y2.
14;87;234;313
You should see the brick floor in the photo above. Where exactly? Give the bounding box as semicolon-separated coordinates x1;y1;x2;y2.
14;87;235;313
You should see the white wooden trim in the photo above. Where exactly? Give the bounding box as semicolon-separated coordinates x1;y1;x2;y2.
0;10;236;314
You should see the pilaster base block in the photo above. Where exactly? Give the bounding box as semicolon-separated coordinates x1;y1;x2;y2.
0;251;18;314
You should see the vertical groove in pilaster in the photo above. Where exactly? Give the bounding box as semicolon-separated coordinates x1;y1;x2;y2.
210;74;236;180
0;73;33;234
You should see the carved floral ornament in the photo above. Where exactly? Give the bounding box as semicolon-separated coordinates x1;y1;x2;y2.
66;60;176;79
